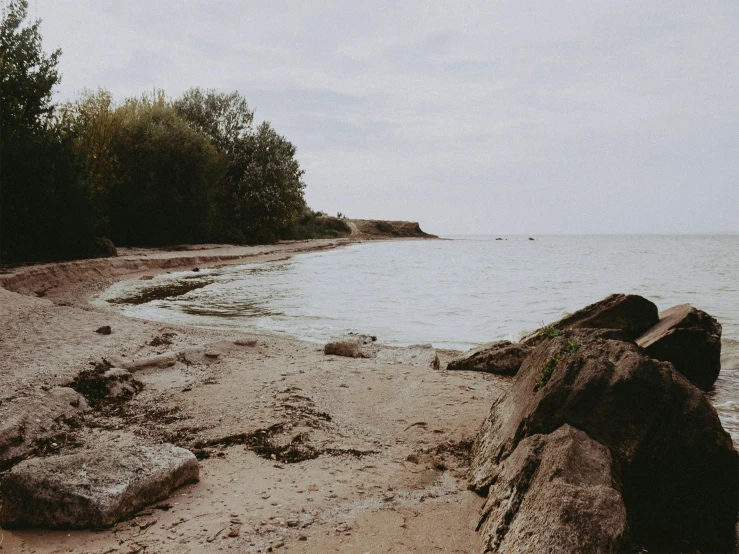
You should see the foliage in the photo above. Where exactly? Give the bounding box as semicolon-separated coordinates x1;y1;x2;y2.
108;93;226;246
1;10;312;259
0;1;96;261
173;88;253;154
539;325;560;339
175;89;307;244
280;209;351;240
59;88;125;235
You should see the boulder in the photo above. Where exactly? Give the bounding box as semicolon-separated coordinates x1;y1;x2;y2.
0;388;89;471
470;330;738;552
636;304;722;390
0;444;199;529
479;424;627;553
521;294;658;346
376;344;440;369
446;340;531;375
324;339;366;358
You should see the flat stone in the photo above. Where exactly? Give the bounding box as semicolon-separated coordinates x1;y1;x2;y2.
376;344;440;369
0;387;89;470
0;443;199;529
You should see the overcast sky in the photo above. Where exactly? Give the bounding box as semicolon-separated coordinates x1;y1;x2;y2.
28;0;739;235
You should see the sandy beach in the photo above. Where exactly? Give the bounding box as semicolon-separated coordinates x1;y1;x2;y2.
0;240;507;553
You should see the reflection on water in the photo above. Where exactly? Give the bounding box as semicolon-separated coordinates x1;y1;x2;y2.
98;235;739;446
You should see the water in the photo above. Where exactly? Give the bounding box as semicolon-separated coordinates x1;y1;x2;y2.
98;235;739;443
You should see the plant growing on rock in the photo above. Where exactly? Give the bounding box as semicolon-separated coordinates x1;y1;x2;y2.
534;339;581;391
539;325;560;339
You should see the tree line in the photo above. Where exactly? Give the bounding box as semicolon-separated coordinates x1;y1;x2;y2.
1;0;341;262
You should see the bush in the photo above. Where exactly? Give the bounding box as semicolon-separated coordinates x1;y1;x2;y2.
280;210;351;240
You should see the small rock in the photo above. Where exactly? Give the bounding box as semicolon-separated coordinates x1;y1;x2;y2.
96;326;112;335
324;340;366;358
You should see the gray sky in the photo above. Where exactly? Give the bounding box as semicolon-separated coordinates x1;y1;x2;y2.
30;0;739;235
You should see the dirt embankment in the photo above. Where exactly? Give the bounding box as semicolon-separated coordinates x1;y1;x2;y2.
348;219;437;239
0;238;499;554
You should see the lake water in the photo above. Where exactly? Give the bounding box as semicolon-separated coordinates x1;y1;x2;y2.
98;235;739;444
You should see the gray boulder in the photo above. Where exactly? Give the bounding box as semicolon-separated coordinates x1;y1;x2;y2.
479;424;627;554
522;293;658;346
636;303;722;390
446;340;531;375
0;444;199;529
470;330;738;553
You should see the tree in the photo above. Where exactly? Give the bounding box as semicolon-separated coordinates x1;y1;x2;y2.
174;89;306;243
0;0;59;142
108;94;226;246
232;122;306;242
59;88;125;235
173;88;254;154
0;0;94;261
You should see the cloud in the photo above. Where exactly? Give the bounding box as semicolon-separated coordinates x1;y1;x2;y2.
35;0;739;234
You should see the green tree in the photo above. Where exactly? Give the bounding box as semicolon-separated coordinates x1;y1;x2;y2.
173;88;253;154
1;0;95;261
0;0;59;140
59;88;125;235
108;94;226;246
174;88;306;243
233;122;306;242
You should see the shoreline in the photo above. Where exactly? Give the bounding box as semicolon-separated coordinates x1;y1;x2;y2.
0;238;501;553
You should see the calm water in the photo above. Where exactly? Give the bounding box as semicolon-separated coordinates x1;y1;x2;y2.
98;236;739;443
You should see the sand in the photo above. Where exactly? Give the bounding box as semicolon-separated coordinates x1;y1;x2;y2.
0;240;508;553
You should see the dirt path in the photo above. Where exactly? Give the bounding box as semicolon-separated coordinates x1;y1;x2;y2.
0;240;502;553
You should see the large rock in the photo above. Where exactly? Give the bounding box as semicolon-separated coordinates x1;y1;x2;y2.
636;304;722;390
479;424;627;553
0;444;199;529
470;330;738;552
0;387;89;471
446;340;531;375
522;294;658;346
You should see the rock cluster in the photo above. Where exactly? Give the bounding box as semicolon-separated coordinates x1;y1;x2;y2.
468;294;736;553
